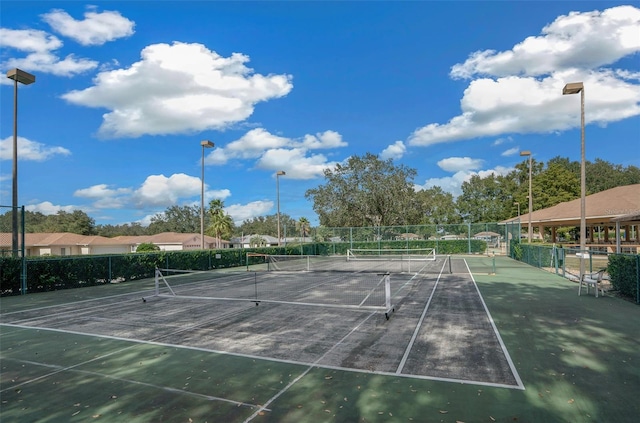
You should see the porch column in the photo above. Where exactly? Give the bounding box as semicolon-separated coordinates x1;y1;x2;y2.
625;225;631;242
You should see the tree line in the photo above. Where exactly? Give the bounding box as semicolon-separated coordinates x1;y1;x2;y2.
305;153;639;227
0;201;313;240
1;154;638;237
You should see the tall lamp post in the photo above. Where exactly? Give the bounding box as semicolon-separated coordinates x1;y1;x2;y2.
276;171;286;246
6;68;36;257
200;140;214;249
563;82;586;280
520;150;533;243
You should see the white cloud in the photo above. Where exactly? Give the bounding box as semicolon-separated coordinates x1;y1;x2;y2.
70;177;231;218
416;165;513;197
0;136;71;161
0;28;62;52
409;70;640;146
207;128;347;179
501;147;520;157
0;28;98;80
300;130;348;149
131;173;201;208
204;189;231;205
437;157;483;172
257;148;340;179
416;171;472;197
74;184;132;209
41;7;135;46
380;141;406;160
61;42;293;138
450;6;640;79
212;128;291;164
492;136;513;146
25;201;77;215
225;200;274;225
409;5;640;147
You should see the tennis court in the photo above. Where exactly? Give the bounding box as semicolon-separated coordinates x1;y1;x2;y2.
1;255;638;422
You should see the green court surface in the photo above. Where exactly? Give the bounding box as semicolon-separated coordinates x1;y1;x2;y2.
1;256;638;423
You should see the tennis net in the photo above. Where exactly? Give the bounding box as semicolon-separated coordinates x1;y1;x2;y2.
153;267;394;318
347;247;436;261
265;252;450;274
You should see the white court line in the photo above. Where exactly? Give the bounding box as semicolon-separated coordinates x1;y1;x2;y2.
1;318;524;391
5;296;152;326
0;303;270;409
1;357;261;409
242;311;378;422
464;259;525;390
0;288;155;317
395;258;449;374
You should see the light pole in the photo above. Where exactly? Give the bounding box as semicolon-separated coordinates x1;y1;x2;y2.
514;201;520;217
276;170;286;246
6;69;36;257
200;140;214;249
520;150;533;243
563;82;586;280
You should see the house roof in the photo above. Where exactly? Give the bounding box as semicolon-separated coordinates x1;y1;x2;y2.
474;231;501;237
502;184;640;226
230;234;279;243
112;232;226;245
0;232;228;248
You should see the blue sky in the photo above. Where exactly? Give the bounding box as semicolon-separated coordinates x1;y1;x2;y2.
1;1;639;228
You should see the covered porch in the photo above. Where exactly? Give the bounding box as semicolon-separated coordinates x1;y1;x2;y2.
502;184;640;254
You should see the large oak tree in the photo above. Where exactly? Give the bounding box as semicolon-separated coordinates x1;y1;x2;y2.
305;153;417;227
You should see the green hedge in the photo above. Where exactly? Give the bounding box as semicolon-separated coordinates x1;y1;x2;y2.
0;257;21;295
608;254;639;302
314;240;485;256
0;249;251;296
0;240;486;297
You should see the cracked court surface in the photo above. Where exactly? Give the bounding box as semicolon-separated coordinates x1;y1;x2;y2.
0;257;522;390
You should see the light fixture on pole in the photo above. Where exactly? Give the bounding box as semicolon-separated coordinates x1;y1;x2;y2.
563;82;586;281
200;140;214;249
514;201;520;217
520;150;533;243
6;68;36;257
276;171;286;246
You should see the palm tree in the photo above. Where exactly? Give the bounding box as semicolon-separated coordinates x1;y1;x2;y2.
206;199;233;248
296;217;311;241
250;235;266;247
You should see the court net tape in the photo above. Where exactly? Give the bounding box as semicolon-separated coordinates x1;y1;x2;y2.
153;267;395;319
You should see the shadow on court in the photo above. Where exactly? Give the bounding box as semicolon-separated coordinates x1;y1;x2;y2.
1;255;639;422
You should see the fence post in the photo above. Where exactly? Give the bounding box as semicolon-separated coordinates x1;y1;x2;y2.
20;206;27;295
350;227;353;251
636;255;639;305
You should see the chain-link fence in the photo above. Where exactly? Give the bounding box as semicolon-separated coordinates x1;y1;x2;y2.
282;222;512;255
510;242;639;304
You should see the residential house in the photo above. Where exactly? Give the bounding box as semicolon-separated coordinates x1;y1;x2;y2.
0;232;228;257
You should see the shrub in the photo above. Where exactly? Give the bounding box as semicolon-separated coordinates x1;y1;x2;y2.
136;243;160;252
608;254;639;301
